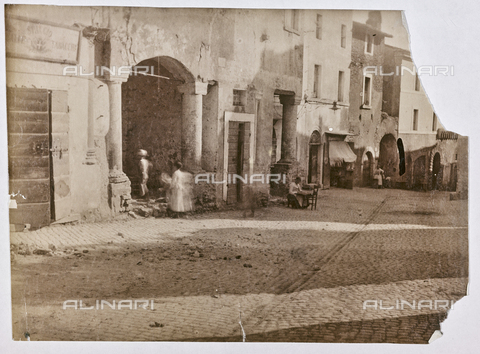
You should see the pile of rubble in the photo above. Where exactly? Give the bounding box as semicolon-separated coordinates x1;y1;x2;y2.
128;198;218;219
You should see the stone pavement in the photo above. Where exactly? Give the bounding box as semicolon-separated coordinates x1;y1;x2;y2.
11;277;466;342
10;188;469;342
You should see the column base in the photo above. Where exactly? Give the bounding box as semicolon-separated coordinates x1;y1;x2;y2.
270;162;292;197
108;170;132;214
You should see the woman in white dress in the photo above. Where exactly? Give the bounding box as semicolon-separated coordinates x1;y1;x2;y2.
167;161;193;215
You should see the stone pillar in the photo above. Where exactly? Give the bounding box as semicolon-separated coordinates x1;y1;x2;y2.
84;79;97;164
105;76;131;213
106;79;125;171
278;95;300;163
270;95;301;197
177;81;208;172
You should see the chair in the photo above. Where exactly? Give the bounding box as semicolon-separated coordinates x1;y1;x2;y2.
305;185;319;210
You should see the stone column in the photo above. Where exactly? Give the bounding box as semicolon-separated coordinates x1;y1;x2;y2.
270;95;301;197
106;79;125;171
278;95;300;163
105;76;131;213
84;79;97;164
177;81;208;172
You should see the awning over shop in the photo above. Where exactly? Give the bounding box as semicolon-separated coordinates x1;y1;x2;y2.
329;141;357;166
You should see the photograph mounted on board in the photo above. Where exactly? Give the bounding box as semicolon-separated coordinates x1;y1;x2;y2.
6;5;468;343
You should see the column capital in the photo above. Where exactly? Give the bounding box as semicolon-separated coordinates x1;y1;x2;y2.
82;26;110;45
105;77;129;85
178;81;208;95
279;95;301;105
104;70;130;84
253;90;264;100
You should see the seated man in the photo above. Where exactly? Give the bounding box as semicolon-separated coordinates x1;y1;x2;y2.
287;177;304;209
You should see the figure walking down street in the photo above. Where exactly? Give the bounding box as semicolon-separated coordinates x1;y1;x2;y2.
137;149;152;198
162;161;193;217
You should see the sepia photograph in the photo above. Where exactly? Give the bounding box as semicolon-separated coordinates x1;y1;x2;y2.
1;0;478;351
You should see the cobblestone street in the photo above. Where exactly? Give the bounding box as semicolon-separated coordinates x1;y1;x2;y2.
10;188;468;343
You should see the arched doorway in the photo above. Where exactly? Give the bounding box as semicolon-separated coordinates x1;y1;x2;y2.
122;56;194;196
378;134;398;180
362;151;374;187
432;152;441;190
308;131;322;184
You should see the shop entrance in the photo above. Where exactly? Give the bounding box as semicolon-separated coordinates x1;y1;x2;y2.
308;131;322;185
362;151;374;187
432;152;441;190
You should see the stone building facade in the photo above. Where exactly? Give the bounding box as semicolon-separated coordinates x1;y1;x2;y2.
382;45;467;194
296;10;355;190
6;7;468;229
346;14;398;188
6;5;304;228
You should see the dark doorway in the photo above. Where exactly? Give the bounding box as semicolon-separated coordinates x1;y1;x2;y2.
308;131;322;184
432;153;441;190
271;128;277;165
362;151;373;187
122;56;193;196
7;88;54;228
236;123;246;202
226;121;250;204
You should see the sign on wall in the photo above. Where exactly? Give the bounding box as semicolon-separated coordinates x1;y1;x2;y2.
5;15;81;64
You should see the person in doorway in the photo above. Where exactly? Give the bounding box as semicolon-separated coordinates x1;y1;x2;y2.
137;149;152;198
374;165;385;189
166;161;193;217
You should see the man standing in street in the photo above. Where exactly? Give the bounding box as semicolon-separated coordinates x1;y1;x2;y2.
137;149;151;198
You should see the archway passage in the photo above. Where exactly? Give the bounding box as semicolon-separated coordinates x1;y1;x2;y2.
432;152;441;190
122;56;193;196
308;131;322;184
378;134;398;181
362;151;374;187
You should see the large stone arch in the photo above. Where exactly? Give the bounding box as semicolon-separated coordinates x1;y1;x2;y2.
122;55;207;196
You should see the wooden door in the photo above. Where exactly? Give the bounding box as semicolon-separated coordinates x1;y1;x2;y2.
308;144;320;184
50;90;71;220
8;88;52;228
226;121;250;204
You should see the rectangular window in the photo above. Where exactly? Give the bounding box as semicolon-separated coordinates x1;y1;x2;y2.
363;75;372;106
432;112;437;131
233;89;246;107
285;9;300;32
365;33;374;54
313;65;321;98
415;73;421;91
316;14;322;39
413;109;419;131
338;71;345;102
291;10;299;30
341;24;347;48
